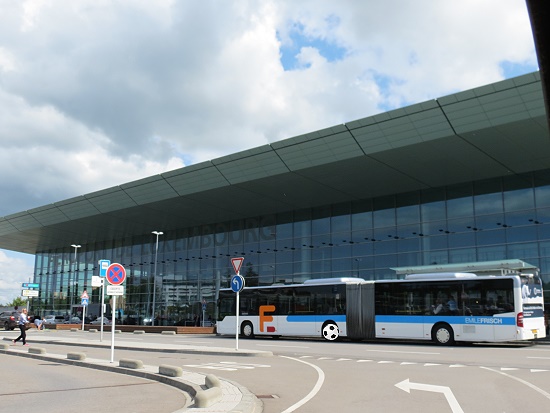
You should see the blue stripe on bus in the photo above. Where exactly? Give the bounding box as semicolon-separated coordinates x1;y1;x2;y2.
286;315;346;323
376;315;516;326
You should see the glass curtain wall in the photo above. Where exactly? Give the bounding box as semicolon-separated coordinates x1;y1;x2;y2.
31;170;550;323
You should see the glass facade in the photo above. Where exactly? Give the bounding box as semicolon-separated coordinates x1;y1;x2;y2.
30;170;550;325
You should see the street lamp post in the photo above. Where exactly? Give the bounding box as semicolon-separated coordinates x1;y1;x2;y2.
70;244;81;314
151;231;163;326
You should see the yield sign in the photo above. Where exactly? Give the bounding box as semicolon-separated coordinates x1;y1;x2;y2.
231;257;244;274
106;263;126;286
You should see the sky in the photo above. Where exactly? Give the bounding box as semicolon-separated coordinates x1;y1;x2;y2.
0;0;539;304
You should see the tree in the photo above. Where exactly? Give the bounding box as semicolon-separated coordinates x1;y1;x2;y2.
3;297;27;308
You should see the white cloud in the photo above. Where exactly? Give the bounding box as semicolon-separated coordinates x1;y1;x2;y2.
0;251;34;305
0;0;538;288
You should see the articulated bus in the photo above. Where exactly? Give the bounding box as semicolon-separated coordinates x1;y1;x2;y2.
216;273;546;345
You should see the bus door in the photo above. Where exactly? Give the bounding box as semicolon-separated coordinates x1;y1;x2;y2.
487;285;517;341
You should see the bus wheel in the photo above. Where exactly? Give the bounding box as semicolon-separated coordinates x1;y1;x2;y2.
322;322;340;341
241;321;254;338
431;323;454;345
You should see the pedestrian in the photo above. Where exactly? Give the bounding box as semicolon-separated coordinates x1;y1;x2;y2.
13;308;30;346
34;316;45;331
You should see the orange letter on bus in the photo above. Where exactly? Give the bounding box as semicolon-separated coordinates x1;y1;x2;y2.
259;305;275;332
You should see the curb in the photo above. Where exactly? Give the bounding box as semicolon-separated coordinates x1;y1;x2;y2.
13;336;272;357
0;342;262;413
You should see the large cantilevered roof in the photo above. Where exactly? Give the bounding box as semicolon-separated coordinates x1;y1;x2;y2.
0;71;549;255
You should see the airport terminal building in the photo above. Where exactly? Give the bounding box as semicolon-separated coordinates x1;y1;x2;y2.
1;70;550;325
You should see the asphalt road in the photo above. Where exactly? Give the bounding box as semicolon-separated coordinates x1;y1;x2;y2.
3;329;550;412
0;353;190;413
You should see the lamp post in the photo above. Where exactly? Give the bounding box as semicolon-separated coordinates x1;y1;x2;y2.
151;231;163;326
70;244;81;314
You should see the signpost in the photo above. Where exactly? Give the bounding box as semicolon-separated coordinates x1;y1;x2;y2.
21;283;40;311
81;290;89;331
230;257;245;350
98;259;110;342
106;263;126;363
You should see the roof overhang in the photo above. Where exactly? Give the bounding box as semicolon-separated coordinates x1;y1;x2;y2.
1;72;549;255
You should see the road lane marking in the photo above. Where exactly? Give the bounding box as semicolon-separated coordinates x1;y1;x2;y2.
280;356;325;413
364;349;440;355
481;366;550;400
256;344;310;348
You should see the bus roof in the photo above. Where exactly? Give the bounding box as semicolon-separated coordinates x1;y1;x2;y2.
404;272;477;280
303;277;365;285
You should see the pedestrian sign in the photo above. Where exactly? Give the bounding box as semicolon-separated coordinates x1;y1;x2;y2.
81;297;89;306
106;263;126;286
99;259;111;277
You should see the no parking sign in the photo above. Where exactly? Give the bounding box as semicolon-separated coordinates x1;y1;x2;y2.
106;263;126;285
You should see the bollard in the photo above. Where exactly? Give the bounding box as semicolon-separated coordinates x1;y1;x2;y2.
67;352;86;361
194;387;222;408
119;359;144;369
159;364;183;377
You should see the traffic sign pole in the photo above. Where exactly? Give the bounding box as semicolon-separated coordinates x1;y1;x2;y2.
230;257;245;351
99;259;110;343
105;262;126;363
80;290;89;331
236;287;240;351
110;295;116;363
100;277;105;342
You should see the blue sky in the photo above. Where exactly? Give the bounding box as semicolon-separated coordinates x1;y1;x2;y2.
279;22;347;70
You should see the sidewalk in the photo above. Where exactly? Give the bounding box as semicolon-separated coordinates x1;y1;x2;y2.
1;331;271;413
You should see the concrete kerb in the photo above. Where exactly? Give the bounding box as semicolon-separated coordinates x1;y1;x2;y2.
0;337;263;413
11;335;273;357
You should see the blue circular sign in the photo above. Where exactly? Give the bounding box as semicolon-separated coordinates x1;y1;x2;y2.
231;275;245;293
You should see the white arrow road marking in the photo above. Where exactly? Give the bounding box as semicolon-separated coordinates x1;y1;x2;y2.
395;379;464;413
183;362;271;371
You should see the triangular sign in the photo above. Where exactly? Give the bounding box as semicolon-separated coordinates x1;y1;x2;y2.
231;257;244;274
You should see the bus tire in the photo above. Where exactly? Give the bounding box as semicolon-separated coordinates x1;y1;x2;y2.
322;321;340;341
431;323;454;345
241;321;254;338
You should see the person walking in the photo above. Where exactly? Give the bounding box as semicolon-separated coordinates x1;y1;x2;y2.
13;308;29;346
